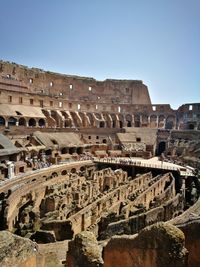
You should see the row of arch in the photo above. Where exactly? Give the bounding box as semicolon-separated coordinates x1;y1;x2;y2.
0;112;177;129
0;116;46;127
45;110;177;130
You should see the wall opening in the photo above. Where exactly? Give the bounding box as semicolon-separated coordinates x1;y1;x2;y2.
28;118;36;127
99;121;105;128
38;119;45;127
8;117;17;126
157;141;166;155
19;117;26;126
0;117;5;126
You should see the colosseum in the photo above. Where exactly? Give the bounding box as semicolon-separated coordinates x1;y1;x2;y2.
0;60;200;267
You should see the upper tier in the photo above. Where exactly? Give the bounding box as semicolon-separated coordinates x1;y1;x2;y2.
0;60;151;105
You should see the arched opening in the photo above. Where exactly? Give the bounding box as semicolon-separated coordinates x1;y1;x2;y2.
71;168;76;174
65;119;71;127
61;147;68;154
8;117;17;126
19;117;26;126
112;121;116;128
61;170;68;176
38;118;45;127
157;141;166;155
142;115;148;127
127;121;132;127
134;115;140;127
126;114;132;127
188;123;195;130
69;147;76;154
150;115;157;128
166;121;173;129
79;112;89;127
0;116;5;126
102;139;107;143
80;166;85;172
77;147;83;154
99;121;105;128
119;121;123;128
158;115;165;128
51;172;58;177
87;113;95;127
28;118;36;127
46;149;52;156
165;116;175;130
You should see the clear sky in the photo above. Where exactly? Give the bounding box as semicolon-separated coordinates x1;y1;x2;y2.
0;0;199;108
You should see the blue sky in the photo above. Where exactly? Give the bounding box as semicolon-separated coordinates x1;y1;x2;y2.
0;0;199;108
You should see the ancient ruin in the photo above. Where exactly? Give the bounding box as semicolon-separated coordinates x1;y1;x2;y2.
0;60;200;267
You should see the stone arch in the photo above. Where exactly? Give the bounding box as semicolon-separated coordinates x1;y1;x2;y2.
77;147;83;154
165;115;176;129
142;114;148;127
80;166;85;172
119;121;123;128
64;119;72;127
134;114;140;127
51;172;58;177
110;114;117;128
158;115;165;128
86;113;95;127
95;113;101;120
61;170;68;176
69;147;76;154
79;112;87;127
28;118;36;127
61;147;68;154
70;111;82;127
46;149;52;156
187;123;195;130
126;114;132;127
99;121;105;128
0;116;5;126
103;113;112;128
118;114;124;128
71;168;76;174
50;110;62;127
38;118;46;127
19;117;26;126
8;117;17;126
150;115;157;128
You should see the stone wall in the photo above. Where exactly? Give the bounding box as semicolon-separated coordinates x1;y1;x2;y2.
0;231;37;267
67;223;188;267
0;61;199;131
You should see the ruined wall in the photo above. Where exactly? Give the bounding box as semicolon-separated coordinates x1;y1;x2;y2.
178;221;200;267
0;60;151;106
1;60;199;132
103;223;187;267
67;223;187;267
0;231;37;267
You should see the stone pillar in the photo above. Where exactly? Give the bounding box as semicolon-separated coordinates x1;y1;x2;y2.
7;161;15;179
163;118;166;129
156;116;159;128
5;119;8;128
148;116;150;127
140;115;142;126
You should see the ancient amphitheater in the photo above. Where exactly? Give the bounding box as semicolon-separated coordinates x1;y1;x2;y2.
0;60;200;267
